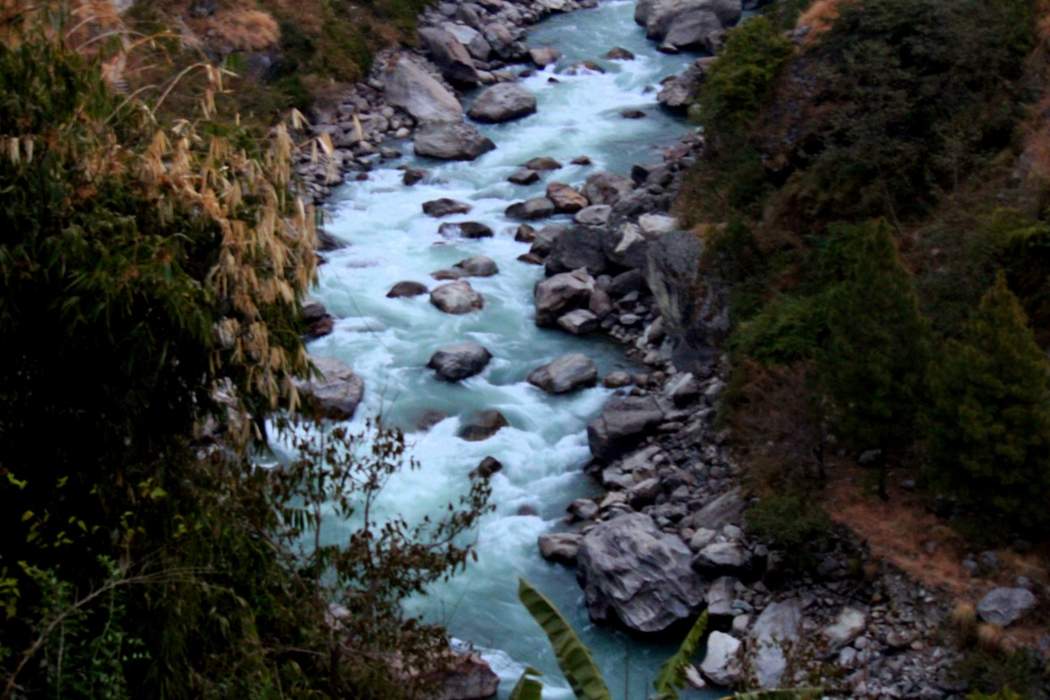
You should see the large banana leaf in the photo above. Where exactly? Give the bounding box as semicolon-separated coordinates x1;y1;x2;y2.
517;578;612;700
651;611;709;700
509;666;544;700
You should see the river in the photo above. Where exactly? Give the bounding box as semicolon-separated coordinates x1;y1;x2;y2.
299;2;716;697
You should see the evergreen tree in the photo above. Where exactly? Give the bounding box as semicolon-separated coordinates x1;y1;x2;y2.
819;220;930;496
925;272;1050;532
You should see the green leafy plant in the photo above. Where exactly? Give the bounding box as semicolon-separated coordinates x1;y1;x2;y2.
651;612;709;700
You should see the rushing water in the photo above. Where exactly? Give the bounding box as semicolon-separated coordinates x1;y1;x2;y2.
296;2;717;697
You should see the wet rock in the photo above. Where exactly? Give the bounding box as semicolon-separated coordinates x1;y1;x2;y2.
546;182;589;213
527;353;598;394
538;532;582;565
663;8;723;52
518;252;544;265
403;167;427;185
823;607;867;649
524;156;562;171
468;82;538;122
419;26;481;85
388;280;429;298
666;372;700;406
621;109;646;119
382;56;464;123
657;60;711;111
751;599;803;688
529;46;561;67
432;268;465;281
574;204;612;227
576;512;704;633
530;224;568;256
558;308;600;335
545;226;607;277
587;395;665;461
582;171;634;205
509;168;540;185
454;255;499;277
636;0;741;43
605;46;636;60
458;409;509;441
430;280;485;314
470;456;503;479
417;409;449;431
415;122;497;161
534;269;595;326
302;300;334;339
427;341;492;381
438;221;495;239
514;224;537;242
977;587;1037;627
296;356;365;420
423;198;473;217
506;197;556;221
700;631;742;687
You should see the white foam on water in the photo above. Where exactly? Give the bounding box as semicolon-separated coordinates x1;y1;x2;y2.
296;1;715;696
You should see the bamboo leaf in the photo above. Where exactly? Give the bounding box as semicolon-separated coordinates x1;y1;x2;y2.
517;578;611;700
652;611;708;700
508;666;544;700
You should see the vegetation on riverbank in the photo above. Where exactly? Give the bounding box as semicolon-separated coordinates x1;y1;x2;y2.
0;5;490;697
677;0;1050;693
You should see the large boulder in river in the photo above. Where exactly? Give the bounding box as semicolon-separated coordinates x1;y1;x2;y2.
636;0;741;41
506;197;556;221
582;171;634;205
430;280;484;314
544;226;608;277
458;409;509;441
534;269;595;326
576;512;704;633
414;122;496;161
587;395;665;461
296;357;365;420
427;342;492;381
538;532;581;565
382;56;463;124
423;198;472;217
468;83;537;123
454;255;499;277
438;222;494;239
419;26;481;85
387;280;428;298
663;7;724;51
527;353;598;394
546;182;589;213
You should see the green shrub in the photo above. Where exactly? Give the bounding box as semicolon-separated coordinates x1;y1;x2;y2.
958;647;1049;700
746;493;833;570
924;272;1050;533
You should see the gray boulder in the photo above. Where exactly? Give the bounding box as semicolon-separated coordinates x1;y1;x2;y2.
387;280;428;298
574;204;612;227
546;182;589;213
751;599;803;689
454;255;499;277
538;532;582;565
639;213;680;237
296;357;365;420
682;488;746;531
382;56;463;123
544;226;608;277
442;22;492;61
432;651;500;700
558;309;600;335
527;353;598;394
587;395;665;461
506;197;556;220
977;587;1037;627
529;46;561;67
430;280;484;314
576;512;704;633
419;26;481;85
529;225;568;256
524;156;562;171
427;342;492;381
693;542;752;577
663;8;723;51
423;198;472;217
468;82;537;122
534;269;595;326
582;171;634;205
509;168;540;185
414;122;496;161
700;631;743;687
823;607;867;649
